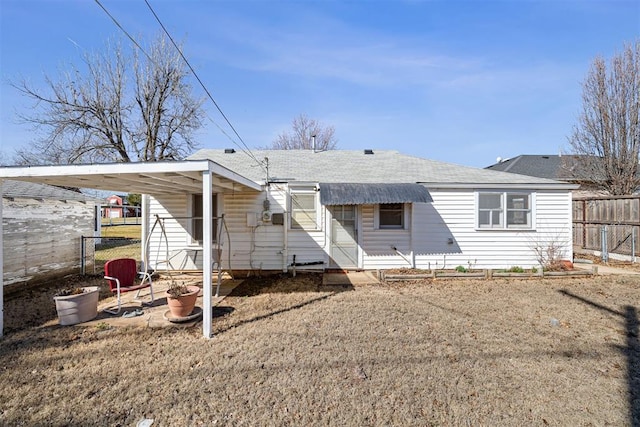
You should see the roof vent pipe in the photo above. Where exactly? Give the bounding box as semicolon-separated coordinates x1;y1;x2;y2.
311;135;317;153
224;148;236;154
364;149;374;155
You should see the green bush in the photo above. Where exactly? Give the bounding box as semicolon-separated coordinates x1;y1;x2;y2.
507;266;525;273
455;265;468;273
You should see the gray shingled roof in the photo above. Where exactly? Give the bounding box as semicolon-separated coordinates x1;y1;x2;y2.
190;149;572;187
485;154;614;185
485;155;575;181
2;180;96;202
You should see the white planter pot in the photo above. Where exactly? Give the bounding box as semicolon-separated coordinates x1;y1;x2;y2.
53;286;100;325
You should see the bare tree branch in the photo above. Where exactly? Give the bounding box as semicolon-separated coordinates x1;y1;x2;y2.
11;34;204;165
266;114;338;151
567;40;640;195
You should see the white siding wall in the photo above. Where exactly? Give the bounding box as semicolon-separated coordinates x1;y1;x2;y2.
3;198;95;286
224;186;286;271
362;189;573;270
147;194;192;270
361;204;412;269
150;185;573;272
148;183;328;272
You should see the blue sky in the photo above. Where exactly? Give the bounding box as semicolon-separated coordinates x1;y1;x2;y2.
1;0;638;168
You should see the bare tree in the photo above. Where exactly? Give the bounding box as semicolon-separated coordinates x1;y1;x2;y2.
268;114;337;150
11;34;204;165
567;41;640;195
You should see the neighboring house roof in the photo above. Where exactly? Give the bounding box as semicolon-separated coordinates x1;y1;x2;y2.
190;149;575;189
485;155;564;180
2;180;97;202
484;154;596;183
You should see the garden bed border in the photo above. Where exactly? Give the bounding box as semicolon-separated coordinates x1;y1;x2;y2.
379;267;597;282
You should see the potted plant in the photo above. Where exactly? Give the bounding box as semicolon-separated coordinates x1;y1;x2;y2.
53;286;100;325
165;281;200;318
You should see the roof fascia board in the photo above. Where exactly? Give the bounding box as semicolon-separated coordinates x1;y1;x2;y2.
0;160;215;178
0;160;263;192
423;183;579;191
207;162;262;191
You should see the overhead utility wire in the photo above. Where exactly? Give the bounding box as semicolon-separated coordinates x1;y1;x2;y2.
93;0;266;174
143;0;265;172
94;0;153;63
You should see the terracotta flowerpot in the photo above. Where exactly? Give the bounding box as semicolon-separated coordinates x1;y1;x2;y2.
166;285;200;318
53;286;100;325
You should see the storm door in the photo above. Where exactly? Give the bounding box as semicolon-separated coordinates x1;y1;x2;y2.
329;205;358;269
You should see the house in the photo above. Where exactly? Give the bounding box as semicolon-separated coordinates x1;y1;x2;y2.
146;149;577;273
0;150;577;338
103;194;124;218
2;180;100;288
485;154;606;196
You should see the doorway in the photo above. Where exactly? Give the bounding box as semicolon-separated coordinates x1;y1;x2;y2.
329;205;358;269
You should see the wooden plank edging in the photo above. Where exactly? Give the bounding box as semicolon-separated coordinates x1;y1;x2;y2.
383;267;596;282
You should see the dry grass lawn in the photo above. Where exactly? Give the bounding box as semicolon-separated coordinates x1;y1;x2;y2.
1;274;638;426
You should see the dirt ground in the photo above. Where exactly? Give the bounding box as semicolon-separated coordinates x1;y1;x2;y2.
0;273;638;426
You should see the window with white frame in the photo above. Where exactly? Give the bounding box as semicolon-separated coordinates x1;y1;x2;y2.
378;203;405;229
477;192;532;229
290;189;318;230
192;194;218;243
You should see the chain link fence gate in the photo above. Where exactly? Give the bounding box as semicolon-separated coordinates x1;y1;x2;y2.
573;223;637;262
81;236;142;275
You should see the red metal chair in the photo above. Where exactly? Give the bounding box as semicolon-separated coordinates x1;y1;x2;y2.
103;258;154;314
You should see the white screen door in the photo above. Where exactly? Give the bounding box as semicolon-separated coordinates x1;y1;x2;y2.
330;205;358;268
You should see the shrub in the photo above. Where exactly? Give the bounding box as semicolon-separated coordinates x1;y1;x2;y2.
455;265;468;273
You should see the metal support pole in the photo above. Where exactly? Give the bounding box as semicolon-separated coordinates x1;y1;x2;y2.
81;236;86;275
202;172;213;339
601;225;608;263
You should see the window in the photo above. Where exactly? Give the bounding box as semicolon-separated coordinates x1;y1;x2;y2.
477;192;532;229
192;194;218;243
379;203;405;229
478;193;503;228
290;190;318;230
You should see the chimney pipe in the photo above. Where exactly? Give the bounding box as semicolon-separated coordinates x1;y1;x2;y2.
311;135;317;153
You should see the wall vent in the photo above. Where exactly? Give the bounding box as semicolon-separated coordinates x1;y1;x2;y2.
271;212;284;225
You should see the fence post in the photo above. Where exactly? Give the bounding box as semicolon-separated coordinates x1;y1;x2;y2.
633;227;636;263
81;236;86;275
601;225;608;263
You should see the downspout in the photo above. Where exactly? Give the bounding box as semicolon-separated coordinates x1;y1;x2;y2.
409;203;416;268
283;203;289;273
282;184;289;272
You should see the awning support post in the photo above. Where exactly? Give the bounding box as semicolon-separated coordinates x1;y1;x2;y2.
202;172;213;339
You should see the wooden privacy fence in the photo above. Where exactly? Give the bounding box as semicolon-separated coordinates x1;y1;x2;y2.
572;195;640;261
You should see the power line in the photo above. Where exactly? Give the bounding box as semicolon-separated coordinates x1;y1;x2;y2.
94;0;154;63
93;0;267;175
142;0;265;171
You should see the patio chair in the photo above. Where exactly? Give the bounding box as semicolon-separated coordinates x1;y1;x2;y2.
103;258;154;315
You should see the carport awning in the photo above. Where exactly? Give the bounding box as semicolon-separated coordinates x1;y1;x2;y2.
319;183;432;205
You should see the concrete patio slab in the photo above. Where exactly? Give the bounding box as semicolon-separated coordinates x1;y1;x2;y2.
573;263;640;276
79;275;243;329
322;271;379;286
